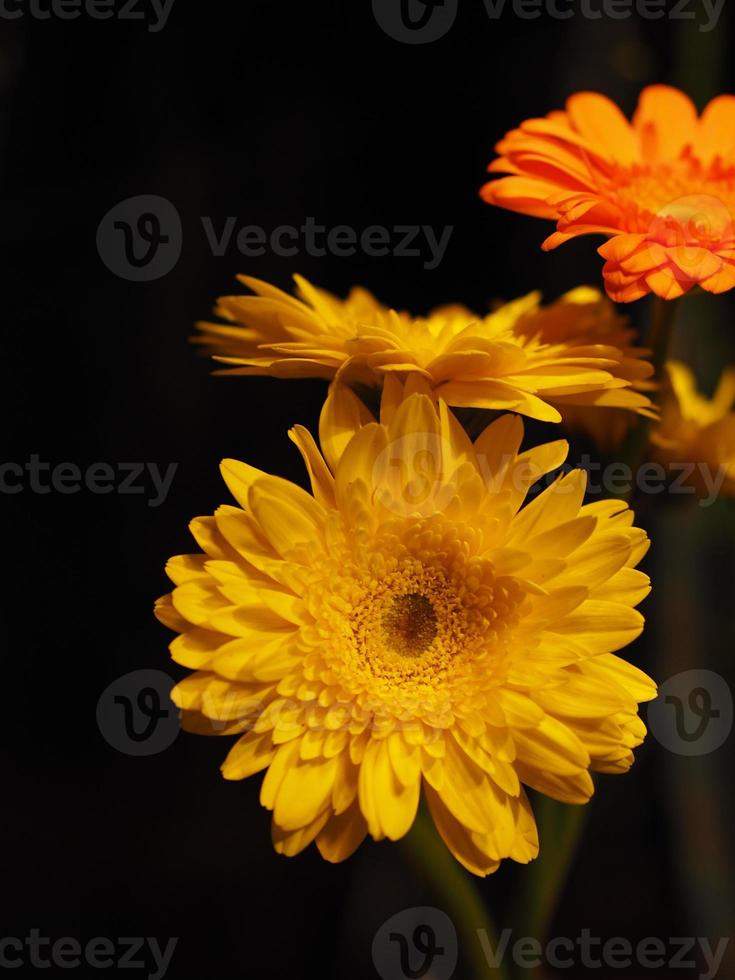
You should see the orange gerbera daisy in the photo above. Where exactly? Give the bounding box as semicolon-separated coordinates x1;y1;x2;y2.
481;85;735;302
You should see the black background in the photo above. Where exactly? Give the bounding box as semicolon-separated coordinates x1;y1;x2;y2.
3;2;735;978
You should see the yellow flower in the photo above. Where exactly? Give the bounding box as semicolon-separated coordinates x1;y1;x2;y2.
194;274;656;423
651;361;735;496
512;286;657;446
155;379;655;876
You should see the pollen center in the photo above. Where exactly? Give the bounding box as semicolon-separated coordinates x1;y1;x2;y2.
381;592;438;658
612;162;735;239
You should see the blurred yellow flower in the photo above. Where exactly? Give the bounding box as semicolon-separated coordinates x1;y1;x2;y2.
651;361;735;496
512;286;656;446
156;378;655;875
194;275;656;423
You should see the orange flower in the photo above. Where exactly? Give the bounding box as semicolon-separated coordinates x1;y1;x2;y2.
481;85;735;303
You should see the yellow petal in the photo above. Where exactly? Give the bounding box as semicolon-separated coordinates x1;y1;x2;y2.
289;425;335;508
272;808;331;856
512;714;590;775
170;628;223;669
319;382;375;473
316;801;368;862
359;739;420;841
221;731;276;780
424;784;501;877
273;754;340;831
248;482;324;558
550;600;645;653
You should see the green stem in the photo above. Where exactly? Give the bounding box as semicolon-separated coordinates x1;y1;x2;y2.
404;806;509;980
508;796;588;979
647;295;680;381
617;296;681;498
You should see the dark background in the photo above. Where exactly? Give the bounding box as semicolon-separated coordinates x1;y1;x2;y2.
3;2;735;977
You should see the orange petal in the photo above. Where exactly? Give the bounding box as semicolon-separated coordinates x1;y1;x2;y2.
619;242;669;276
480;176;561;218
698;95;735;162
601;262;651;303
700;259;735;294
644;267;691;300
667;245;722;281
566;92;639;165
598;233;648;262
633;85;698;161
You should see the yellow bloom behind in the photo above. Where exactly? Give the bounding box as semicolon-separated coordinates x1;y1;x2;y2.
155;378;655;876
194;274;656;424
513;286;656;446
652;361;735;496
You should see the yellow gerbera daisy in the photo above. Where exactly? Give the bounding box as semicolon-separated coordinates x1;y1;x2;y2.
194;275;656;424
651;361;735;496
155;379;655;876
512;286;657;446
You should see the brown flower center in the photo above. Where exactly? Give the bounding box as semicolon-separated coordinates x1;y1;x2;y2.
381;592;438;658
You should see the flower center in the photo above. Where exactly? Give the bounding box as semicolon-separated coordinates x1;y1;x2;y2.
305;529;528;723
611;161;735;241
381;592;438;658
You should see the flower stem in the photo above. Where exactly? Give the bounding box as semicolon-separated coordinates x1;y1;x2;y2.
647;295;680;380
508;795;588;978
616;296;681;497
404;806;509;980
